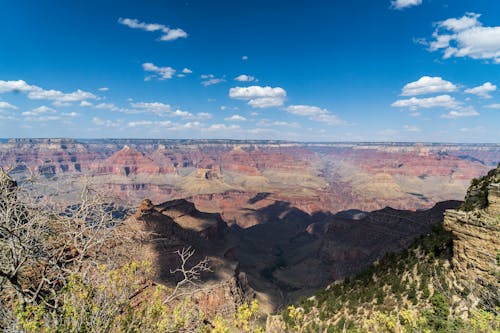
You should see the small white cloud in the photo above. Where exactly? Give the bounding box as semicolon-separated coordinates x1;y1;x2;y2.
196;112;212;119
441;107;479;119
465;82;497;98
403;125;420;132
80;101;93;107
202;78;225;86
0;101;17;109
285;104;344;124
29;89;96;103
118;17;187;41
98;87;109;92
93;117;120;127
401;76;457;96
21;105;79;122
391;94;460;110
0;80;36;93
235;74;256;82
52;101;72;107
22;106;57;116
182;68;193;74
201;74;225;86
485;103;500;109
229;85;286;108
206;124;240;131
391;0;422;10
0;80;96;103
242;55;249;60
142;62;176;80
427;13;500;64
225;114;247;122
61;112;79;117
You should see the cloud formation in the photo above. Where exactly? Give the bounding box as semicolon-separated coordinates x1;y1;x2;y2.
0;80;96;104
464;82;497;98
428;13;500;63
391;0;422;10
0;101;17;110
285;105;343;124
235;74;256;82
229;85;286;108
401;76;457;96
118;18;187;41
224;114;247;122
391;95;460;110
201;74;226;86
142;62;176;80
441;107;479;119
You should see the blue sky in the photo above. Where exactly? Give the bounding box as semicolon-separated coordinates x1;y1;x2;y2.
0;0;499;142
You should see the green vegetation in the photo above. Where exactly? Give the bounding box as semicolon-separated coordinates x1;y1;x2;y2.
279;223;500;332
461;163;500;211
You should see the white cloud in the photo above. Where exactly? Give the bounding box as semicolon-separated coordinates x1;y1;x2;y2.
126;120;202;130
225;114;247;122
401;76;457;96
464;82;497;98
391;0;422;10
0;80;36;93
257;119;301;128
196;112;212;119
130;102;193;117
142;62;176;80
286;105;328;116
235;74;256;82
92;117;121;127
403;125;420;132
96;101;203;120
229;85;286;108
28;89;96;102
485;103;500;109
391;94;460;110
441;107;479;119
242;55;248;60
22;105;57;116
285;104;343;124
80;101;93;107
0;101;17;109
428;13;500;63
182;68;192;74
98;87;109;92
205;124;241;131
171;109;194;118
21;105;79;122
201;74;225;86
0;80;96;103
118;17;187;41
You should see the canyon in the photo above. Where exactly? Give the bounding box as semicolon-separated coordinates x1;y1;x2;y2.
1;138;498;319
1;139;499;229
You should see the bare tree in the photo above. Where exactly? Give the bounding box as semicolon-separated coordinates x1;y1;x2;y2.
0;168;123;329
1;167;214;332
165;246;211;303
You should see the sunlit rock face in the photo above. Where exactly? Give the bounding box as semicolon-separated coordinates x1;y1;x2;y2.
444;165;500;306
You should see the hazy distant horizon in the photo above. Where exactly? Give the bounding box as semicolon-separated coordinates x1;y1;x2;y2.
1;137;500;145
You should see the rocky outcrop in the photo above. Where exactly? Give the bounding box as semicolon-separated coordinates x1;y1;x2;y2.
444;165;500;307
194;269;254;317
95;145;161;176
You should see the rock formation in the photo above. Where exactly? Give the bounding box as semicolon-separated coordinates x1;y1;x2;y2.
444;164;500;308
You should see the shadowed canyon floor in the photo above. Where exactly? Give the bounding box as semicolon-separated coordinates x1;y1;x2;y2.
119;196;461;312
